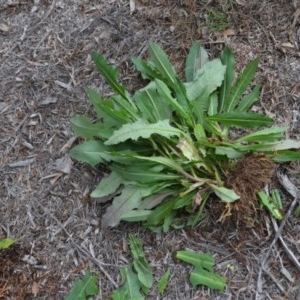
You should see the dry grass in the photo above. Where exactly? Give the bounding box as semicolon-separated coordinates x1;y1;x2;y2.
1;0;300;299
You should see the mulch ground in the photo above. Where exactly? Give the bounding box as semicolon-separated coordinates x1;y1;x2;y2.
1;0;300;299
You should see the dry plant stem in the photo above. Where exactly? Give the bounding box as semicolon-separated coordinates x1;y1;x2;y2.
28;0;57;33
36;201;118;288
271;217;300;272
262;266;285;293
255;195;299;299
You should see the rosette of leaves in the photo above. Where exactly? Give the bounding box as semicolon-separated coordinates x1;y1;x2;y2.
70;42;300;231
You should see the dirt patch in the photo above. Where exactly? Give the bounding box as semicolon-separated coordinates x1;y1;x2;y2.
224;154;276;226
1;0;300;299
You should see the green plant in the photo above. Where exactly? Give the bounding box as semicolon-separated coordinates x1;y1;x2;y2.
70;41;300;231
112;236;153;300
0;237;23;250
65;272;99;300
158;269;170;295
208;8;229;32
176;250;227;290
258;189;283;220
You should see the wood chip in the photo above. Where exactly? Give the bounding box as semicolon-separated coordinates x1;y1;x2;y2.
9;158;36;168
0;23;9;34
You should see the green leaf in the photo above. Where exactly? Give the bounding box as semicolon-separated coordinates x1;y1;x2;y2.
112;266;144;300
91;52;136;109
129;236;153;293
225;58;259;112
258;191;283;220
215;146;243;159
154;79;191;122
69;141;113;166
271;189;283;210
101;185;154;228
219;47;235;113
236;83;262;112
138;191;173;209
207;112;274;128
176;250;215;271
194;124;206;140
112;163;180;183
91;171;123;198
185;41;209;82
208;92;218;116
269;139;300;151
131;56;158;80
190;266;226;290
176;250;226;291
236;127;287;143
272;150;300;162
148;43;177;85
105;119;182;145
85;87;128;126
146;200;175;226
135;82;172;122
70;115;113;139
112;95;140;121
210;185;240;203
133;156;183;172
65;272;99;300
0;237;22;250
185;59;226;101
121;210;151;222
158;269;171;295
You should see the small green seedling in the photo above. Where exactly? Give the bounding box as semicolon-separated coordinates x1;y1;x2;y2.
0;237;23;250
258;189;283;220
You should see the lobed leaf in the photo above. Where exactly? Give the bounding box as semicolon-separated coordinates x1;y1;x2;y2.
190;266;227;290
129;236;153;293
91;52;136;109
112;266;144;300
176;250;215;271
176;250;226;291
105;119;182;145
